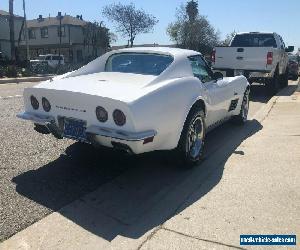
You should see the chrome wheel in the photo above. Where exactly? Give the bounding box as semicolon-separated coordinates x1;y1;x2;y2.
241;90;249;122
186;116;204;160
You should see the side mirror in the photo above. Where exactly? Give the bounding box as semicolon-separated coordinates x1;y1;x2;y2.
213;71;223;80
285;46;294;53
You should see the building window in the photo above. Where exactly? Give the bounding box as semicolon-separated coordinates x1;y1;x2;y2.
28;29;36;39
41;27;48;38
57;26;66;37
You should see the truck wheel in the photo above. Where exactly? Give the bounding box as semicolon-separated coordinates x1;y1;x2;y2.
177;108;206;168
280;69;289;88
231;88;250;125
266;73;280;96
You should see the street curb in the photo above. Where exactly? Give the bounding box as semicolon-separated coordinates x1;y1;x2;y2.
0;76;53;84
251;85;295;123
251;96;278;123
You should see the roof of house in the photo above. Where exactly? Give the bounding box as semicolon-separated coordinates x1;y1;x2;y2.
0;9;23;19
27;15;88;28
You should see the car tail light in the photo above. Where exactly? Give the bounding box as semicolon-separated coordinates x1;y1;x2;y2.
211;49;216;63
42;97;51;112
30;95;39;110
113;109;126;126
96;106;108;122
267;52;273;65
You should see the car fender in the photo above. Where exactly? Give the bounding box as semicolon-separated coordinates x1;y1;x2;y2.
129;77;207;150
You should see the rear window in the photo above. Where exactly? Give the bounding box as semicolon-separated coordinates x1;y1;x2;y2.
231;34;277;47
105;53;173;76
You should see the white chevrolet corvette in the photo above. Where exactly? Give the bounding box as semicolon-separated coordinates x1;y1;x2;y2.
18;47;250;166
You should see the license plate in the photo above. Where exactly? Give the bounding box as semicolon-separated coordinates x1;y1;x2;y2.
234;70;244;76
63;118;86;141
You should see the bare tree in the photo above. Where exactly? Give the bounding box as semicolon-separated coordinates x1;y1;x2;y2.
102;3;158;47
9;0;16;61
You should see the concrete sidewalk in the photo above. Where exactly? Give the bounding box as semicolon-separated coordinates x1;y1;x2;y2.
1;88;299;250
0;75;53;84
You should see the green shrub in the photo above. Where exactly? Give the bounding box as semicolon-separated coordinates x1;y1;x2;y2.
6;66;17;77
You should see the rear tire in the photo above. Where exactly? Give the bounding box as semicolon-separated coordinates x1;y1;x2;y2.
292;74;298;81
176;108;206;168
280;69;289;88
266;72;280;96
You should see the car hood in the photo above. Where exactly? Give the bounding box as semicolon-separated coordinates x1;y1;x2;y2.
34;72;158;103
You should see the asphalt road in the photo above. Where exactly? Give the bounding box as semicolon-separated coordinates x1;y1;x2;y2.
0;81;284;242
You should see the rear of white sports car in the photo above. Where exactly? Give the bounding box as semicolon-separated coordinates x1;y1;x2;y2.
18;73;159;155
17;49;187;155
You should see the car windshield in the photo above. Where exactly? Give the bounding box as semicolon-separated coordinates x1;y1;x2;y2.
231;34;277;47
105;53;174;76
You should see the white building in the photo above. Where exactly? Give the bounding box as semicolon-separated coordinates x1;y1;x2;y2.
19;13;106;63
0;10;24;60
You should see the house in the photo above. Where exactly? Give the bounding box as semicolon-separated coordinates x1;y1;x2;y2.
0;10;24;60
19;13;107;63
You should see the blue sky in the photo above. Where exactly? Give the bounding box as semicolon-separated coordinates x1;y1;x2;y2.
1;0;298;48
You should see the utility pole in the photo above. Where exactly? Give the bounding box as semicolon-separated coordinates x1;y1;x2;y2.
9;0;16;62
58;12;62;65
22;0;30;61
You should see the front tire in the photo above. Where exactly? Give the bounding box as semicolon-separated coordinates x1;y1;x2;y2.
177;108;206;167
232;88;250;125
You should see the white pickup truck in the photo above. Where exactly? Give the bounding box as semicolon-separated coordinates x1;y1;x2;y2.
212;32;294;94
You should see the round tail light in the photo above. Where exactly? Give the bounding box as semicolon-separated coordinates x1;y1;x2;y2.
30;95;39;110
113;109;126;126
42;97;51;112
96;106;108;122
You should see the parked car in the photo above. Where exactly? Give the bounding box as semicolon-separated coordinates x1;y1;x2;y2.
17;47;250;166
30;54;65;68
212;32;294;94
288;54;299;80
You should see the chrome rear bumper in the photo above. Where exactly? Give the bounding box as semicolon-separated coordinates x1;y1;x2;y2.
16;112;54;125
17;112;157;143
85;125;156;141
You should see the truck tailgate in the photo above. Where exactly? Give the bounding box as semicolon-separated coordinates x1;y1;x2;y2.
213;47;275;71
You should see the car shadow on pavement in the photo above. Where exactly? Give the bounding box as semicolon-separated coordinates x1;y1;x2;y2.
275;84;298;96
249;84;272;103
250;82;298;103
12;119;263;242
